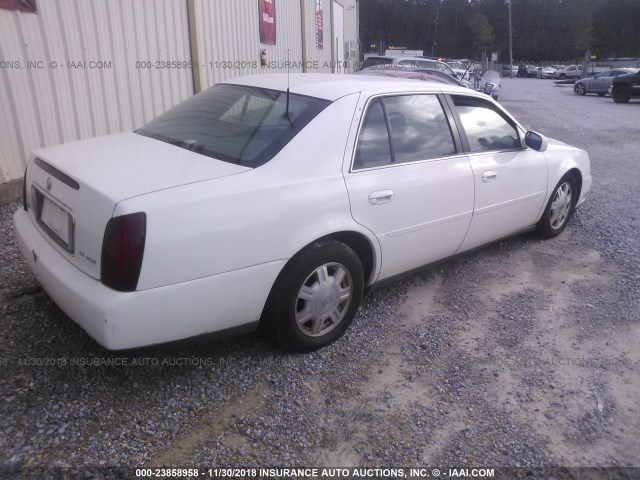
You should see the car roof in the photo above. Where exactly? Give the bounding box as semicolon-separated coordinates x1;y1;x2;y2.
223;73;470;101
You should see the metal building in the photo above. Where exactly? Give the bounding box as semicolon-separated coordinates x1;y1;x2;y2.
0;0;359;203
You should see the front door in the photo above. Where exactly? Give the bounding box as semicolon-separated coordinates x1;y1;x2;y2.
448;95;548;252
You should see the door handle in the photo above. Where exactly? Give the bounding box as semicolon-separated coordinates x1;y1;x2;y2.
482;171;497;183
369;189;395;205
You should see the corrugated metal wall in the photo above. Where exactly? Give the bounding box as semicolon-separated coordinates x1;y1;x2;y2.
0;0;193;185
193;0;304;90
302;0;334;73
0;0;358;192
342;0;359;72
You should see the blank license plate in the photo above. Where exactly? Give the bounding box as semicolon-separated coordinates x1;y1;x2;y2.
38;194;73;250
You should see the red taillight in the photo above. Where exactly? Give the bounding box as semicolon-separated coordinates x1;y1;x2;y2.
101;212;146;292
22;166;28;211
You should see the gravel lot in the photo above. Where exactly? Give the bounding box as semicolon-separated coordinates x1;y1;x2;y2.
1;78;639;478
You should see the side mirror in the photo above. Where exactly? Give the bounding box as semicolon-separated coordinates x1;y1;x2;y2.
524;131;548;152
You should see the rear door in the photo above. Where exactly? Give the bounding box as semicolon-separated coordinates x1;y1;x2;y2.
446;95;548;252
344;93;474;281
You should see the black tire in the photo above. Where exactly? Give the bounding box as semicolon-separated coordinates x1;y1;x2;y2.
613;85;631;103
261;239;364;352
574;83;586;95
536;174;578;239
559;73;567;80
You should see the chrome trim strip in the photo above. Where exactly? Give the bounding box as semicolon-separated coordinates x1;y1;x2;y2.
474;191;545;216
386;210;473;237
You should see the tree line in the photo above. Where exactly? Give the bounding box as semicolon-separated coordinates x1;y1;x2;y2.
359;0;640;62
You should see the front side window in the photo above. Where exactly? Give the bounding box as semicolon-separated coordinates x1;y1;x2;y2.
353;95;456;170
452;96;520;153
137;84;330;168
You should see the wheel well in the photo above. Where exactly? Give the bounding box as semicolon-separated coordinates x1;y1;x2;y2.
566;168;583;202
324;231;375;284
259;231;376;329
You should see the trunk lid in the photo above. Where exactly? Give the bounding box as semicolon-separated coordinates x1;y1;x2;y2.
27;132;250;280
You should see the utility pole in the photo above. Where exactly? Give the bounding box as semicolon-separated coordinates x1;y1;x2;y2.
506;0;513;76
432;5;439;57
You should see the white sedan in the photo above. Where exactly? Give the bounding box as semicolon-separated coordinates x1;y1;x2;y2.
13;74;592;352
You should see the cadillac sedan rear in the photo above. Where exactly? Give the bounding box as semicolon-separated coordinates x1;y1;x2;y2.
13;81;335;349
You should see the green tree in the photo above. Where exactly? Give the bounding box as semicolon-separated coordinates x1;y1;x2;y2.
468;13;496;55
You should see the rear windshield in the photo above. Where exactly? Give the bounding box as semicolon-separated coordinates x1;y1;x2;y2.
136;84;330;168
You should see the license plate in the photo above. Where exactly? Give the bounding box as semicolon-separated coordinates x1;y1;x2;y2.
35;188;74;252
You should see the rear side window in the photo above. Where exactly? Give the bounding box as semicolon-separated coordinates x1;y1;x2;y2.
452;96;520;153
137;84;330;168
353;95;456;170
353;99;392;169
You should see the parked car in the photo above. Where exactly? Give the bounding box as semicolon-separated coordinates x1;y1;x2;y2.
540;66;556;79
355;68;453;85
517;65;539;78
574;68;639;96
361;57;469;85
501;64;518;77
414;68;472;87
553;65;581;80
13;73;592;352
361;55;435;70
608;70;640;103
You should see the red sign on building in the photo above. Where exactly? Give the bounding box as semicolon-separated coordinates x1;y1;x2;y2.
259;0;276;45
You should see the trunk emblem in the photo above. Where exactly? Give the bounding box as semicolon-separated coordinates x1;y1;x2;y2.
46;177;52;191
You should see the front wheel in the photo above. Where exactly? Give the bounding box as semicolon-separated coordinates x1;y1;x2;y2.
536;175;577;238
613;85;631;103
262;239;364;352
574;83;586;95
559;73;567;80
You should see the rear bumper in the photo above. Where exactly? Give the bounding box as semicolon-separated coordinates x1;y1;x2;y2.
13;209;284;350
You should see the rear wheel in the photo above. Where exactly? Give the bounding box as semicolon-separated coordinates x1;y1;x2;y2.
613;85;631;103
262;239;364;352
574;83;586;95
536;175;577;239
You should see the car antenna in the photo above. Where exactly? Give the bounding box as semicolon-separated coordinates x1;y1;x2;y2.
283;49;292;119
462;63;472;86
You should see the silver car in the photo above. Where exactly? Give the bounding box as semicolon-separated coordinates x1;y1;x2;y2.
574;69;639;96
553;65;581;80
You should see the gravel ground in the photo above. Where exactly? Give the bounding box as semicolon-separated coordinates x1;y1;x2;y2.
1;78;639;479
